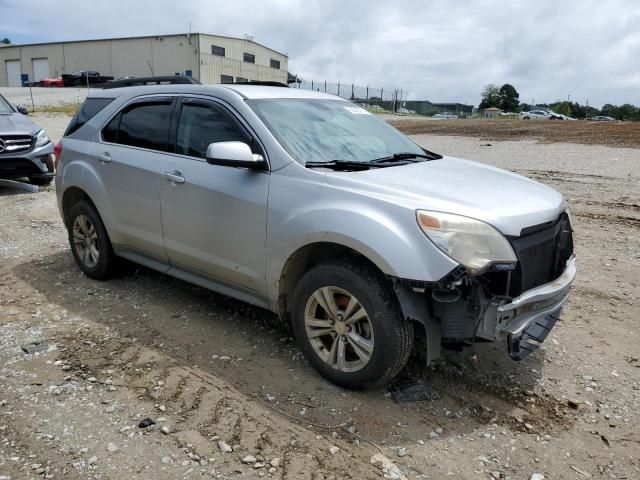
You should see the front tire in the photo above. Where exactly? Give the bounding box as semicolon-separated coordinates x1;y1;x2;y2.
67;200;117;280
292;260;413;389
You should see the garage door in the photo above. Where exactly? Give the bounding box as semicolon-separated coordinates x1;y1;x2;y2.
6;60;21;87
32;58;49;82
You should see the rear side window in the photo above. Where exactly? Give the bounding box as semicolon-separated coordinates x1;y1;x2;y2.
102;100;173;152
64;97;115;136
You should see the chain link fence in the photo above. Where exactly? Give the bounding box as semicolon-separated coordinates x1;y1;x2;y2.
289;78;406;112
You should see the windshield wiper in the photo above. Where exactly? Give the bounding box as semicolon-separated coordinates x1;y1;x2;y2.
369;152;434;164
305;160;378;171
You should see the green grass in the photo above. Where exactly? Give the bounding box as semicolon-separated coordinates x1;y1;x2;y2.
34;103;80;115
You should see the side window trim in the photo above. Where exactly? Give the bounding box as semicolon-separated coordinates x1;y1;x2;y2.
172;95;269;169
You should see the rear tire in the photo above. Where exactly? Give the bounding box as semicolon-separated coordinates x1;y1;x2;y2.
67;200;117;280
291;260;413;389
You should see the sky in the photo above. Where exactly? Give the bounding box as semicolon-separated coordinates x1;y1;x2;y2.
1;0;638;107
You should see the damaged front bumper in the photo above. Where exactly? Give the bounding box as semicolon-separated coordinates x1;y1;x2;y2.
496;255;576;360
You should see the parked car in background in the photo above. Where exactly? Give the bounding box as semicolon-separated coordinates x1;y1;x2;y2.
0;93;55;185
433;112;457;119
39;77;64;87
56;84;575;389
62;70;114;87
589;115;617;122
519;110;563;120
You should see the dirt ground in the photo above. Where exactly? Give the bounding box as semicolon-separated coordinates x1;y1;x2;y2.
390;118;640;149
0;114;639;480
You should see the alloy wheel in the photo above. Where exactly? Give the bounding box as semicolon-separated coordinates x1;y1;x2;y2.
304;286;374;373
72;214;100;268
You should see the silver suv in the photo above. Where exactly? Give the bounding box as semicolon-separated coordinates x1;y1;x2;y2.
0;93;55;185
56;84;576;389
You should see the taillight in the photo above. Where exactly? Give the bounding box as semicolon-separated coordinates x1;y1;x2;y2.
53;141;62;169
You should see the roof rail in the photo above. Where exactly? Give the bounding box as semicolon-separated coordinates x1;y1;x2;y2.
102;75;201;89
226;81;288;87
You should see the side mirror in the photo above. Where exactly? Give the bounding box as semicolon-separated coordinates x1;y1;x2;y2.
17;105;29;115
205;141;265;169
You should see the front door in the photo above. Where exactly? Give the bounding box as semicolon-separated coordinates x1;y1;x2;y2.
160;97;270;297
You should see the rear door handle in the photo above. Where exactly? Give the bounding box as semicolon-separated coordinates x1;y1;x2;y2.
163;170;185;184
97;152;111;163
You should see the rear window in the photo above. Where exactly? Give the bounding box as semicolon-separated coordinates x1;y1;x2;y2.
64;97;115;136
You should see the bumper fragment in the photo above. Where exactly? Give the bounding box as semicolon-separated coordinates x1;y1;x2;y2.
497;255;576;360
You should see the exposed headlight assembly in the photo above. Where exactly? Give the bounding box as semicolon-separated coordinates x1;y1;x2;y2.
416;210;517;274
35;129;50;147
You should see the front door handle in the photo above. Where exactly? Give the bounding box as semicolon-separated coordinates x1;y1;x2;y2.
163;170;185;184
97;152;111;163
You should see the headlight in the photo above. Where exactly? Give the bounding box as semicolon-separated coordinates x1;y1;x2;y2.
416;210;517;273
35;130;50;147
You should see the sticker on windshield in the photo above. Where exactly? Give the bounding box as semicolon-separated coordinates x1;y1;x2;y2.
343;106;371;115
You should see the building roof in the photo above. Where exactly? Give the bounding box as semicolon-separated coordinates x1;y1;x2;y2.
1;32;288;58
483;107;502;111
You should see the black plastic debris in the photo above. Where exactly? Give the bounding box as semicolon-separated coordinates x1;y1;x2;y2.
21;340;49;355
138;417;156;428
389;381;439;403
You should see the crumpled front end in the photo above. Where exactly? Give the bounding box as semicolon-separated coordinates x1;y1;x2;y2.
395;212;575;363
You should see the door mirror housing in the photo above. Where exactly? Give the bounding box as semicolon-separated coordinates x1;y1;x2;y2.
16;105;29;115
205;141;265;169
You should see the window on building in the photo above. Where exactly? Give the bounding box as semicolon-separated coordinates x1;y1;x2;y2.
270;59;280;69
211;45;225;57
176;102;251;159
243;53;255;63
236;77;248;83
220;75;234;84
102;100;173;151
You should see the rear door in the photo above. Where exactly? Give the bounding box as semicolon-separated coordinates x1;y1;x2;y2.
98;96;176;264
160;96;270;298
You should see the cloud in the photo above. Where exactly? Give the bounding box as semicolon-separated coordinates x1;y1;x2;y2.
1;0;638;106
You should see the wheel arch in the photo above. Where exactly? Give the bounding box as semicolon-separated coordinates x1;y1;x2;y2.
277;241;392;327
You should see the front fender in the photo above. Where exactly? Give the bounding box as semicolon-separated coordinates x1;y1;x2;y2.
266;172;459;307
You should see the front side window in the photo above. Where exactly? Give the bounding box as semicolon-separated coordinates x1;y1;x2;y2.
243;53;255;63
102;100;173;151
248;99;424;164
176;101;251;159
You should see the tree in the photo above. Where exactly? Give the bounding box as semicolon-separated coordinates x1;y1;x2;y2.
553;101;572;116
479;84;500;109
1;38;11;44
498;84;520;112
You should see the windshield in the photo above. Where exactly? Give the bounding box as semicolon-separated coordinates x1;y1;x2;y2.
0;95;14;113
247;99;424;164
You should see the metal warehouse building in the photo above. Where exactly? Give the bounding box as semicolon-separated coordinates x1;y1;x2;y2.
0;33;288;87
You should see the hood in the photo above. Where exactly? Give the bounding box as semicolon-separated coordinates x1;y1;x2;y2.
0;113;40;136
324;157;566;237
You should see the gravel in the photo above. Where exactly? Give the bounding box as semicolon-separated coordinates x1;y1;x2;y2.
0;113;638;479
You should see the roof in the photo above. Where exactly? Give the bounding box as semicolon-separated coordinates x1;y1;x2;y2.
483;107;502;111
88;84;343;101
1;32;288;58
